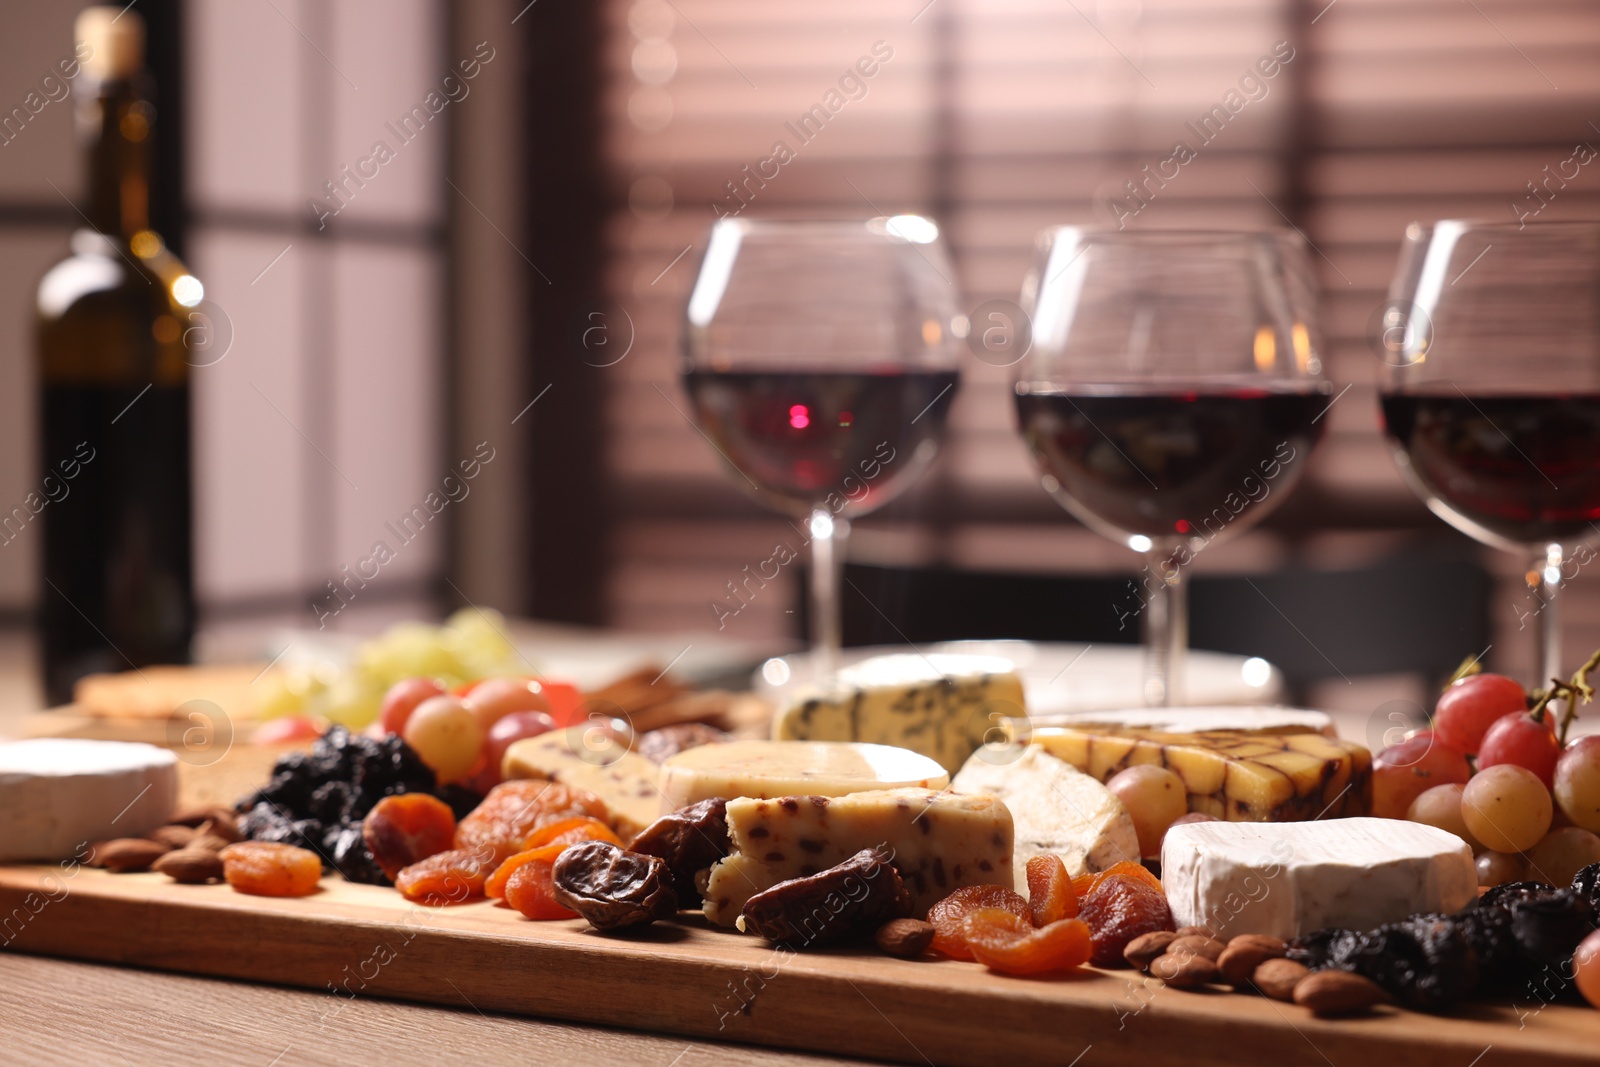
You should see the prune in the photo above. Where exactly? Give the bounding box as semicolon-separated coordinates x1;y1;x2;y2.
628;798;729;905
1478;879;1558;910
553;841;679;931
636;723;731;764
1573;862;1600;910
1509;887;1596;971
739;848;909;946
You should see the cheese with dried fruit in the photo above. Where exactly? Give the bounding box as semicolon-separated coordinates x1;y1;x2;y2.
502;726;661;839
1032;725;1370;822
1161;817;1477;940
702;788;1013;927
0;739;177;861
659;739;947;811
951;745;1138;883
774;653;1028;775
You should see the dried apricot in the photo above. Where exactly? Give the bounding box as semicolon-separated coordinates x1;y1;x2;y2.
362;793;457;880
455;780;612;854
959;908;1093;975
503;850;577;920
395;845;505;904
1026;854;1077;926
928;884;1031;961
1070;860;1163;901
486;843;567;900
219;841;322;897
522;816;621;850
1078;873;1175;967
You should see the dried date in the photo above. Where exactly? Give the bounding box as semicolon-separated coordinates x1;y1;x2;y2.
740;848;912;947
551;841;678;931
628;797;729;905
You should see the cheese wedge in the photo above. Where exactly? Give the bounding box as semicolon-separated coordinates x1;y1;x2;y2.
0;739;177;861
1161;818;1477;940
702;788;1013;927
1032;726;1370;822
502;726;662;839
774;653;1028;775
1046;706;1335;738
951;745;1139;882
659;739;947;811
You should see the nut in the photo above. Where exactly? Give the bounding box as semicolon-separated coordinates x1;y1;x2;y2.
196;814;242;844
1251;957;1310;1001
153;848;225;884
875;918;935;958
1167;935;1226;962
147;825;196;850
1293;970;1388;1016
169;805;237;828
1218;934;1288;987
1173;924;1217;939
98;838;171;873
1149;951;1220;988
190;833;233;853
1123;930;1180;970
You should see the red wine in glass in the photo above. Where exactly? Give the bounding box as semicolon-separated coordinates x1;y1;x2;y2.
1014;386;1329;543
1380;392;1600;547
683;367;959;518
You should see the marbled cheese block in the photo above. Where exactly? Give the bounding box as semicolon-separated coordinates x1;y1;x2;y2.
775;653;1028;775
1161;817;1477;940
951;745;1138;882
702;788;1013;927
0;739;177;861
1032;726;1371;822
659;739;947;811
1049;706;1335;738
502;726;661;839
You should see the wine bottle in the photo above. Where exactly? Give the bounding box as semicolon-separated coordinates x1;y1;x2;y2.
34;7;195;705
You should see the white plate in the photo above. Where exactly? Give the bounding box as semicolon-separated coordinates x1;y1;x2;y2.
752;640;1284;715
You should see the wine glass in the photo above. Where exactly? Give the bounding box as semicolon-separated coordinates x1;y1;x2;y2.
1378;219;1600;688
1015;227;1330;705
681;217;962;676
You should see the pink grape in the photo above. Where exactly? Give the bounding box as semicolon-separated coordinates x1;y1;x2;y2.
402;695;483;784
464;677;552;733
379;676;446;736
1372;731;1471;820
483;710;558;782
1478;711;1561;788
1555;735;1600;832
1433;673;1527;756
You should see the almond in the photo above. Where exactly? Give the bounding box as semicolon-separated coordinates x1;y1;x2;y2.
190;832;233;853
153;847;226;884
197;814;242;844
147;825;197;850
1173;924;1217;940
1251;957;1309;1001
99;838;171;873
1150;951;1220;988
1123;930;1180;970
875;918;935;958
1167;935;1226;962
1218;934;1288;987
1293;970;1387;1016
170;805;237;829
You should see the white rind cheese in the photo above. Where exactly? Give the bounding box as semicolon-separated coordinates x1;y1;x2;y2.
659;739;947;811
1041;706;1335;737
703;787;1013;927
774;653;1029;775
951;745;1138;882
1161;817;1477;940
0;739;177;861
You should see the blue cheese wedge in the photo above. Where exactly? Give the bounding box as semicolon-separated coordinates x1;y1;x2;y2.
952;746;1138;883
774;653;1028;775
1161;817;1477;940
659;739;947;811
703;788;1013;928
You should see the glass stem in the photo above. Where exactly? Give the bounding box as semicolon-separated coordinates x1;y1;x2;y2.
1535;543;1564;691
1143;549;1187;706
808;507;849;679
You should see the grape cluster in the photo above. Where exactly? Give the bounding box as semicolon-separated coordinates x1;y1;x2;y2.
237;725;480;885
1375;671;1600;889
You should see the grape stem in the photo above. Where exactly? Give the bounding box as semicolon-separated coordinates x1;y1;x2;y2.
1527;646;1600;745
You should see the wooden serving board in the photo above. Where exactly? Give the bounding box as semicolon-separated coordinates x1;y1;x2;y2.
1;865;1596;1067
